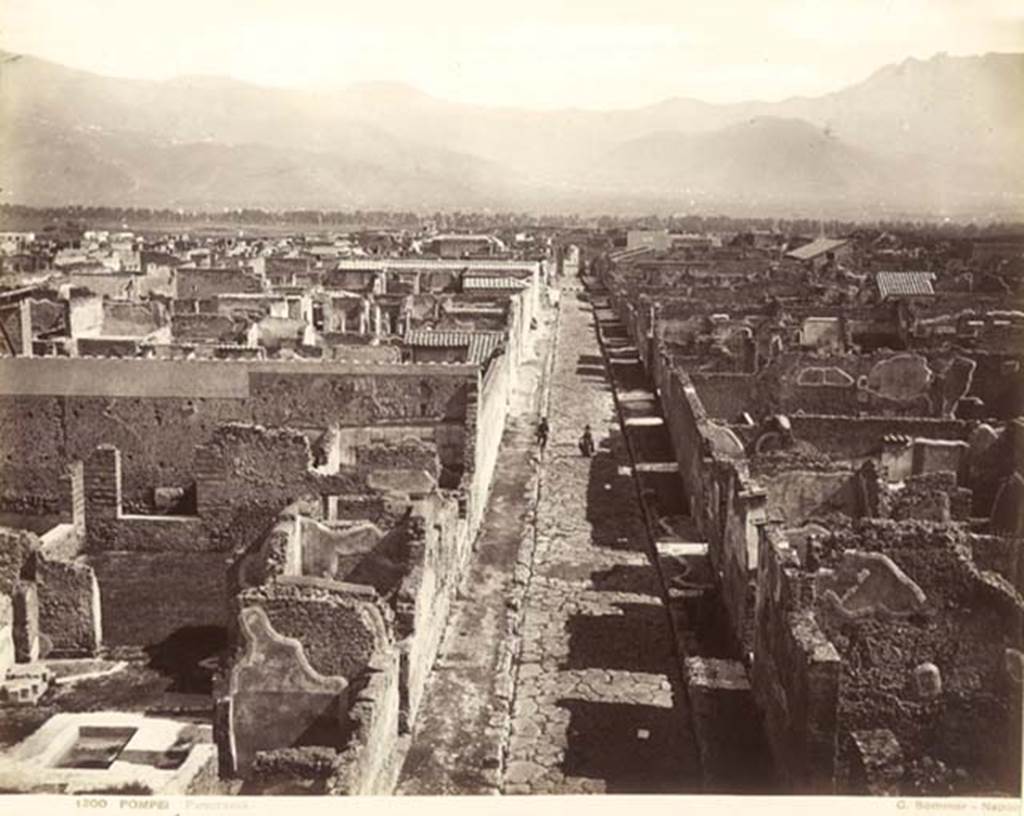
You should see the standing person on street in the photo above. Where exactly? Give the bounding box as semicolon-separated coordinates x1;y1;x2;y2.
536;417;549;451
579;424;594;457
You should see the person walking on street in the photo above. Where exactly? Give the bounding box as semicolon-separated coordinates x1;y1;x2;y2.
536;417;549;451
579;424;595;457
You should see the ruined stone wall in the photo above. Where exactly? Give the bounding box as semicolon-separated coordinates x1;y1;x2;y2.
0;524;101;657
394;495;465;730
653;353;711;528
328;651;403;795
0;527;35;596
752;351;982;420
336;424;461;485
960;351;1024;420
717;470;767;657
35;552;102;656
788;416;972;463
752;529;841;793
886;472;971;523
76;422;427;647
89;551;228;646
690;373;758;421
756;467;859;525
814;520;1024;794
0;357;473;512
0;593;13;673
175;268;263;300
227;604;351;776
76;337;143;358
101;301;166;336
225;489;462;792
171;314;248;343
470;352;511;534
322;343;403;364
240;578;391;683
969;534;1024;595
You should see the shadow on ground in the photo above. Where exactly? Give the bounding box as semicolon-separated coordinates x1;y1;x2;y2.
588;563;661;596
558;698;699;793
583;437;648;553
564;603;673;673
144;625;227;694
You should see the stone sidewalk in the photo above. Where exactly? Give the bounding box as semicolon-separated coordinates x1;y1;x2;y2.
501;283;701;794
395;304;556;795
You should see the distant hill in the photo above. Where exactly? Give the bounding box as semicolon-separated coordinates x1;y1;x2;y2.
1;49;1021;216
594;117;887;201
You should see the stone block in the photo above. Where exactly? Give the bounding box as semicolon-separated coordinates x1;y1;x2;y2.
914;662;942;699
12;582;39;664
849;729;904;795
153;487;186;511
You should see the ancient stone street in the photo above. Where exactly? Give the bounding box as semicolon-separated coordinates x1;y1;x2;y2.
501;280;701;794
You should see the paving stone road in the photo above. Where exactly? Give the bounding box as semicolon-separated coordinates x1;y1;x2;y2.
502;282;701;794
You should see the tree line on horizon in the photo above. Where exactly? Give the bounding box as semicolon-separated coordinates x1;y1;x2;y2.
0;204;1022;240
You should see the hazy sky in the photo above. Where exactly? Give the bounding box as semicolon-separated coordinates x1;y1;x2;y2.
1;0;1021;108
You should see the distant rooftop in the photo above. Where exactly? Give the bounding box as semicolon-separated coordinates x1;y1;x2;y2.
785;237;849;261
876;271;936;299
432;234;500;243
463;276;528;290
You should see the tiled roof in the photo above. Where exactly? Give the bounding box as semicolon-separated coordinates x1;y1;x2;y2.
467;333;505;365
785;237;849;261
404;329;505;365
876;271;935;299
463;276;528;290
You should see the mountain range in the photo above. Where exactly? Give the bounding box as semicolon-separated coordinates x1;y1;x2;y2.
1;49;1021;217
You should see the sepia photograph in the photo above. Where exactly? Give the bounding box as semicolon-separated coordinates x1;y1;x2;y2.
0;0;1021;808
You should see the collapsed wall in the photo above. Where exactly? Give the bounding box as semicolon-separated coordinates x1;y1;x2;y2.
218;451;474;794
753;519;1024;795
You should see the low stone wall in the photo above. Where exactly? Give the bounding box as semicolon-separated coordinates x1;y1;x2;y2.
789;415;972;463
